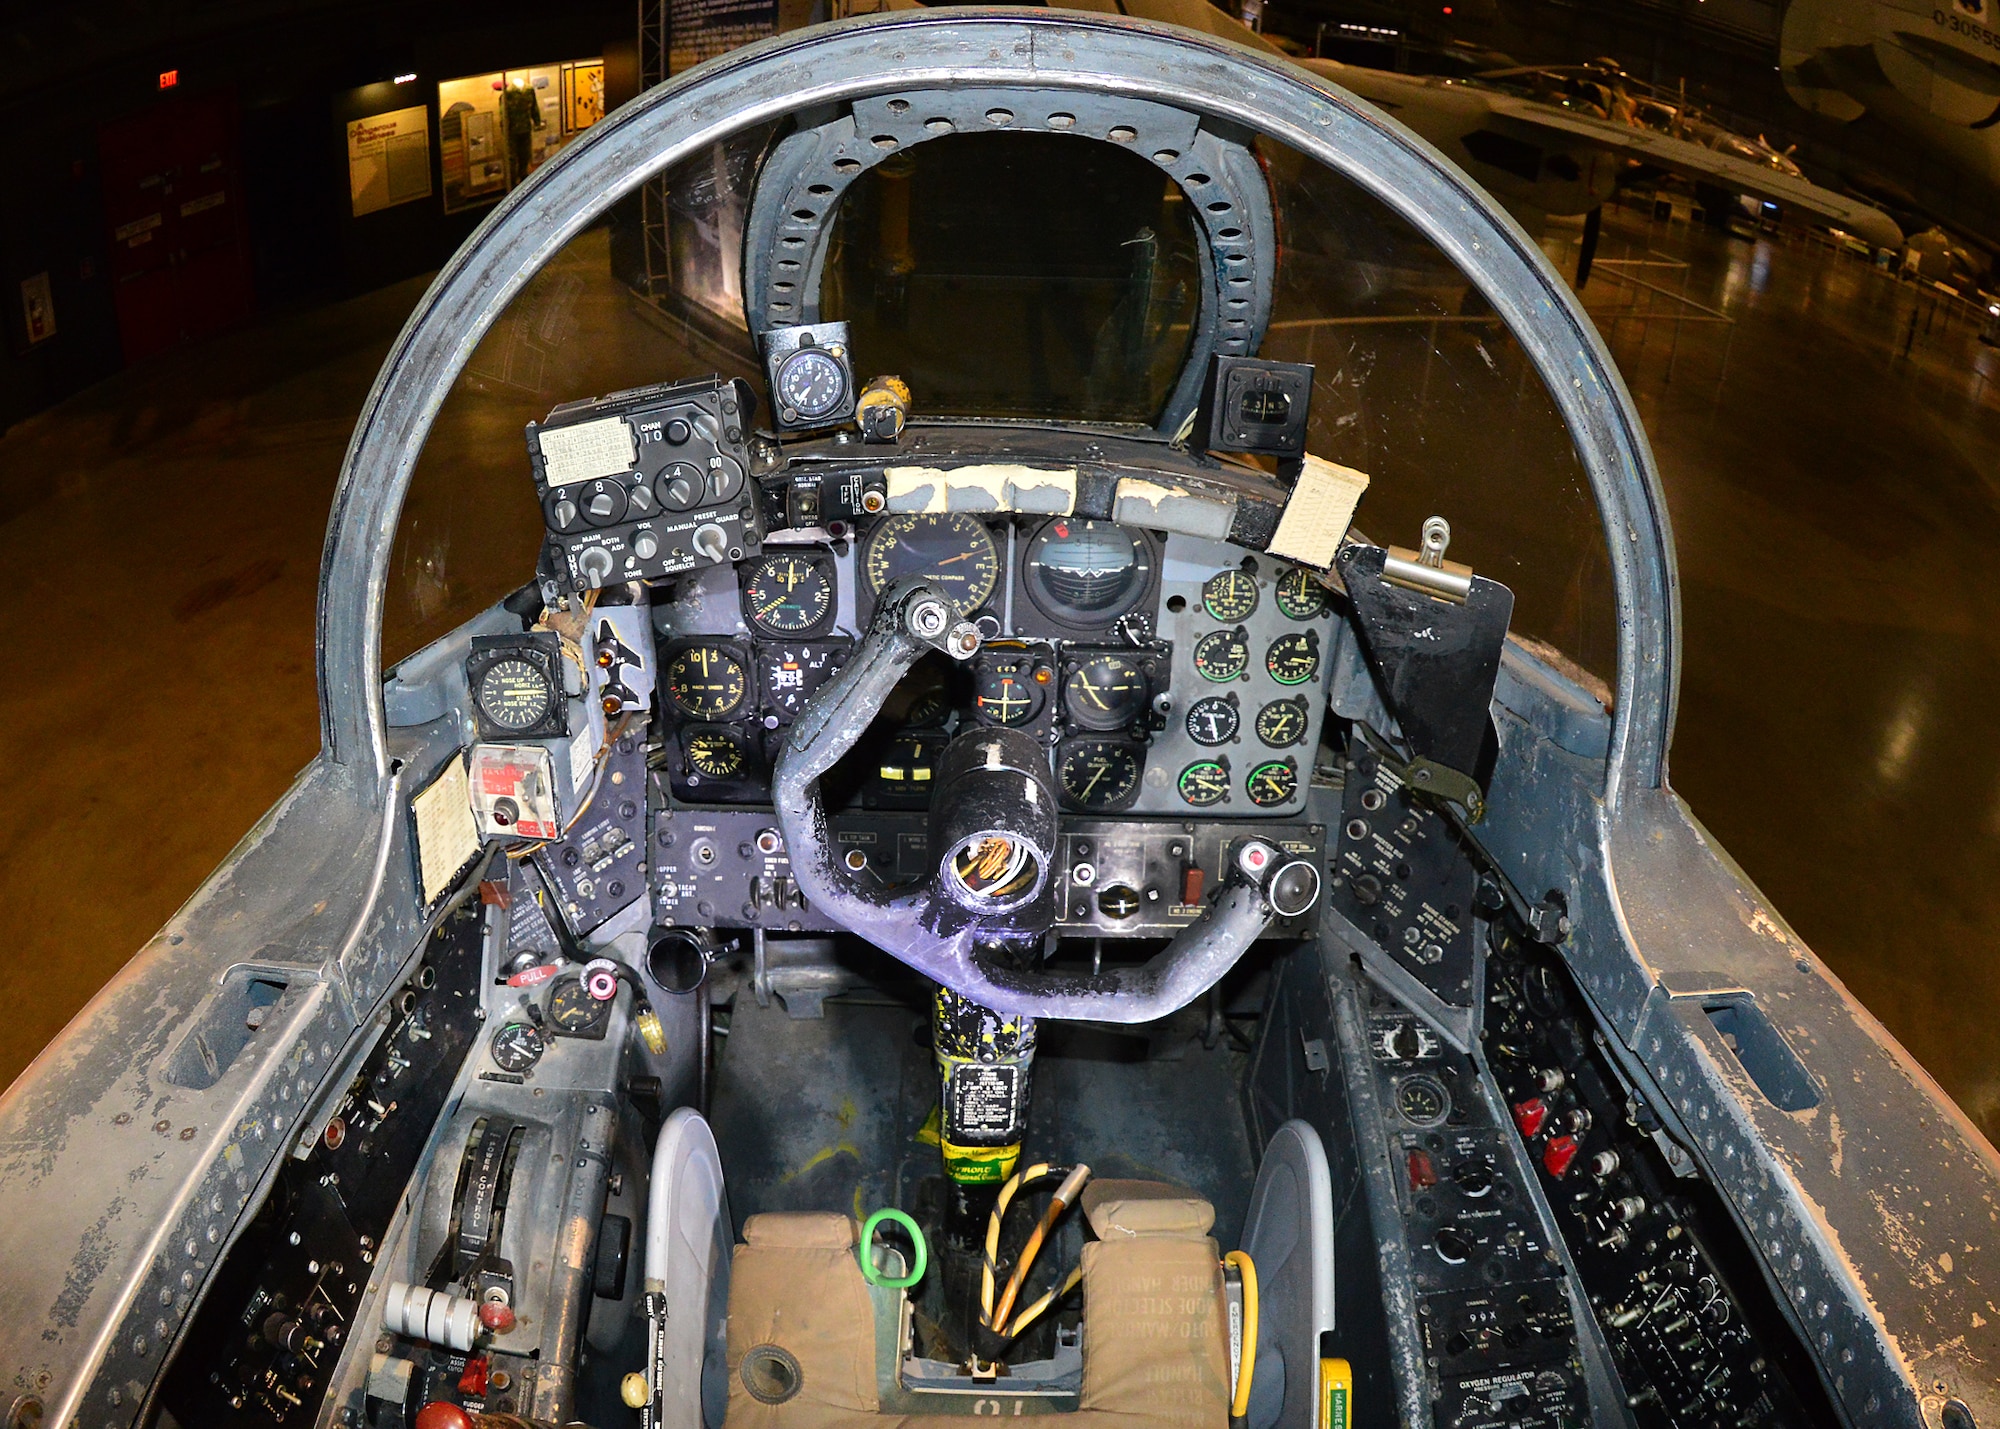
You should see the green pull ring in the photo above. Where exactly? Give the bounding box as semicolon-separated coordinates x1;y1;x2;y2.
859;1208;928;1289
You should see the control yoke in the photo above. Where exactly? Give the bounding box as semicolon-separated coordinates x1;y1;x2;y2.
771;578;1322;1022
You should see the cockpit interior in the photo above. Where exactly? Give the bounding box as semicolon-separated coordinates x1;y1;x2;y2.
8;13;1995;1429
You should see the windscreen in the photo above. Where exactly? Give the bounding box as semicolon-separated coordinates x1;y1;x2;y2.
386;110;1616;694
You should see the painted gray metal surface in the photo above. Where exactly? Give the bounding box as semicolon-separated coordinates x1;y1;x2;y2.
0;11;1987;1429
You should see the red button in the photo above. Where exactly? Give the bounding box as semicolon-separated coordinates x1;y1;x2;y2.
1512;1097;1548;1137
479;1300;517;1333
457;1356;489;1396
414;1404;474;1429
1406;1150;1437;1191
1543;1134;1579;1178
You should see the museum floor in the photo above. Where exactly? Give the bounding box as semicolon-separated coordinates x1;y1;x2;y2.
7;206;2000;1154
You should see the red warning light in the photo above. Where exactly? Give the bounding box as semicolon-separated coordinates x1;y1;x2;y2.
159;69;179;89
1440;6;1453;13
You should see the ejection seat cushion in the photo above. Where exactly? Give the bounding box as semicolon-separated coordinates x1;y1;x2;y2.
721;1195;1230;1429
1077;1188;1232;1426
725;1213;880;1426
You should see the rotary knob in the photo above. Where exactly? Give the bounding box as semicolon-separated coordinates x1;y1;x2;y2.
633;530;661;561
576;546;616;587
692;523;729;563
656;464;704;511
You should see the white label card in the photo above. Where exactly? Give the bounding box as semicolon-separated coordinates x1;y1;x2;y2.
1269;454;1371;568
538;416;637;487
412;753;480;906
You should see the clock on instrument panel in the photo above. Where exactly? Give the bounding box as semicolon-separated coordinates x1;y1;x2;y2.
862;513;1000;617
743;552;835;636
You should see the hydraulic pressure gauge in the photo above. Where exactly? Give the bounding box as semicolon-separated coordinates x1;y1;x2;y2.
1246;758;1298;807
1275;567;1328;620
1193;628;1250;682
1202;569;1259;622
1266;631;1321;686
466;634;567;740
549;977;613;1038
666;644;748;719
1185;695;1240;746
743;553;835;636
1062;654;1147;731
1056;739;1142;811
1255;697;1308;748
1177;759;1231;807
489;1021;546;1075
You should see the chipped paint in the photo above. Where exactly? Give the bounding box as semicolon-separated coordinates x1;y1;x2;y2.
883;463;1076;514
1111;476;1235;538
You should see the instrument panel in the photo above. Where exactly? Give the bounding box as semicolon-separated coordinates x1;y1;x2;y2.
650;513;1339;822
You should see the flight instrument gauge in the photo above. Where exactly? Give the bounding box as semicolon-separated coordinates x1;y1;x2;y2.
1255;697;1308;748
1056;740;1142;811
666;644;748;719
1177;759;1230;807
1275;567;1328;620
1202;569;1259;622
1185;695;1240;746
549;977;613;1038
466;634;567;740
974;653;1049;726
1193;628;1250;682
1266;631;1321;686
743;553;835;635
490;1022;546;1074
1022;519;1151;626
774;346;852;423
862;513;1001;616
758;643;846;720
1246;759;1298;807
684;726;750;780
1063;654;1147;731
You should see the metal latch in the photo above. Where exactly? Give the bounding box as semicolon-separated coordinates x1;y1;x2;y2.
1382;516;1474;603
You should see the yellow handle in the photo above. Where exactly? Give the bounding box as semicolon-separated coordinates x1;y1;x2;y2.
1319;1356;1352;1429
1222;1250;1259;1420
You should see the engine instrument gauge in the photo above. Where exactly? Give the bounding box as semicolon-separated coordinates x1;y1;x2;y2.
1177;759;1230;807
549;977;613;1037
743;553;835;635
684;726;749;780
1202;569;1259;622
1193;628;1250;682
1266;631;1321;686
774;346;852;422
1246;758;1298;807
1063;654;1147;731
666;645;748;719
1056;739;1142;811
1022;520;1151;626
1395;1074;1450;1127
862;513;1000;616
1255;697;1308;747
757;643;846;720
1275;567;1328;620
490;1021;546;1074
475;658;556;734
1185;696;1240;745
974;654;1049;726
